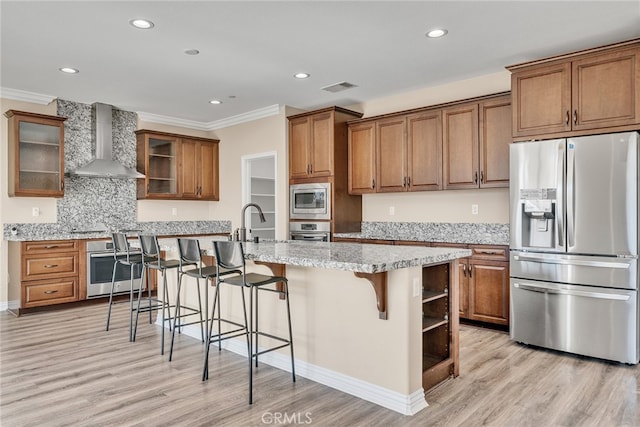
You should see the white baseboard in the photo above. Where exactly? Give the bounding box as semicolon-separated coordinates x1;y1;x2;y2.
164;320;428;415
1;300;19;312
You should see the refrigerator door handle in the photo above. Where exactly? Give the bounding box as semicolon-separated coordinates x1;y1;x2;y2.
557;142;565;248
512;254;631;269
513;282;630;301
567;143;575;249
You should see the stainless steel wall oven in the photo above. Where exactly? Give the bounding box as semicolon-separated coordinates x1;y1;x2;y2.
86;240;143;298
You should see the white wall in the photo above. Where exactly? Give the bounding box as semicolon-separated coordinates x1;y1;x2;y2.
347;70;512;224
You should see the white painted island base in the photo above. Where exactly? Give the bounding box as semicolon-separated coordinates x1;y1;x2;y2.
158;250;462;415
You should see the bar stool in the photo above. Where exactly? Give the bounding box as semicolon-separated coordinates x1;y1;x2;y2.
203;240;295;404
105;232;148;342
136;234;182;354
169;238;239;361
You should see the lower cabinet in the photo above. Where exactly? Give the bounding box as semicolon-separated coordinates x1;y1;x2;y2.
9;240;81;313
422;262;458;392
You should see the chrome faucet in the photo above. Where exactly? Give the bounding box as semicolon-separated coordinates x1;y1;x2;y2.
240;203;266;242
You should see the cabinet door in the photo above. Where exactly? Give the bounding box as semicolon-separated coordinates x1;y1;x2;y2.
468;260;509;325
143;134;179;198
289;116;311;179
376;117;407;192
407;110;442;191
479;97;511;188
180;139;198;199
511;62;572;137
198;141;219;200
443;104;479;189
6;111;66;198
572;47;640;131
348;122;377;194
309;112;333;177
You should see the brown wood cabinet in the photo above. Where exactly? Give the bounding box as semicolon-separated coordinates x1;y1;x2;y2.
348;92;510;195
375;111;443;193
136;130;219;200
5;110;67;198
466;245;509;325
509;40;640;140
289;107;362;182
9;240;81;312
180;138;219;200
421;261;459;392
443;96;511;189
348;121;377;194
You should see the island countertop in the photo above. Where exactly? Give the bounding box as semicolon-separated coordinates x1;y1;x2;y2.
160;238;471;273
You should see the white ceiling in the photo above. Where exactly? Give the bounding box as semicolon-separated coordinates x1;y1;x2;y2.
1;1;639;127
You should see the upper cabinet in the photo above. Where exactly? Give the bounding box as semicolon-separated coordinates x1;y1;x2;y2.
136;130;219;200
348;93;510;195
5;110;67;198
288;107;362;182
509;40;640;140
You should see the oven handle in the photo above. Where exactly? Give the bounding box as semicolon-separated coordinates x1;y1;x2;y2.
290;234;329;241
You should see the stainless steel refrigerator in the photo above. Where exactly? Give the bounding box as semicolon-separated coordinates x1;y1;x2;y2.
509;131;639;364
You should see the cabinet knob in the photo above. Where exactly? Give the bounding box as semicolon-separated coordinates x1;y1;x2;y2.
469;265;473;277
43;264;59;269
462;264;467;277
573;110;577;125
407;176;411;187
371;179;375;189
43;290;58;295
480;171;484;184
566;110;570;126
474;172;478;184
44;245;58;249
403;177;407;187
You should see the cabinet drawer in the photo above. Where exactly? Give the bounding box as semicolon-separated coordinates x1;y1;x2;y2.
470;245;508;261
22;253;79;280
22;278;78;308
23;240;78;254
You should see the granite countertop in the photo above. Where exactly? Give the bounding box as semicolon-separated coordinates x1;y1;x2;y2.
158;238;471;274
333;221;510;246
3;220;231;241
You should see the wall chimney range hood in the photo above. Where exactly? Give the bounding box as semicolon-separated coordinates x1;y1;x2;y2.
69;103;145;179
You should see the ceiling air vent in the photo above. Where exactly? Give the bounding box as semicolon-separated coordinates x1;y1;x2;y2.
321;81;358;93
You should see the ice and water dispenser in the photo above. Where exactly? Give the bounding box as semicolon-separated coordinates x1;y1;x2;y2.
518;188;558;249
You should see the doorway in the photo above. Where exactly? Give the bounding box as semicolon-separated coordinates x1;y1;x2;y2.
242;152;277;240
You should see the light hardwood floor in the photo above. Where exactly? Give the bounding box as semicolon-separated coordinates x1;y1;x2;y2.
1;303;638;426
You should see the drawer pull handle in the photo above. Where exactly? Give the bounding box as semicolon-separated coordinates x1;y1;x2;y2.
43;290;58;294
477;250;502;255
44;245;58;249
43;264;59;268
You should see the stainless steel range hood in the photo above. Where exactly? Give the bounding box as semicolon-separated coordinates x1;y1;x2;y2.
69;103;145;179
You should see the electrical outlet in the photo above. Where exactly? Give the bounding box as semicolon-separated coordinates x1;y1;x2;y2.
171;207;178;216
471;204;479;215
412;277;421;297
389;206;395;216
32;207;40;217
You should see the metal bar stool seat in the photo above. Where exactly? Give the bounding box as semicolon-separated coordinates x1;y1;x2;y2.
105;232;156;342
169;238;239;361
203;240;295;404
137;234;184;354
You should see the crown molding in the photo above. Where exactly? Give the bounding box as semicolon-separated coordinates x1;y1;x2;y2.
135;111;211;131
206;104;281;130
0;87;56;105
138;104;281;131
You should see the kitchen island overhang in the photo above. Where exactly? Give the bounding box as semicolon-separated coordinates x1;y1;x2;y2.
156;239;470;415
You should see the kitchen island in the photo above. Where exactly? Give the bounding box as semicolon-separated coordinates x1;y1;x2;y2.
158;238;470;415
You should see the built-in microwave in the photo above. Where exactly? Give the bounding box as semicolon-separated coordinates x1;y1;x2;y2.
290;183;331;220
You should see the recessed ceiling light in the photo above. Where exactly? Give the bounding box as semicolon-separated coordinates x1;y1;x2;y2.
294;72;310;79
59;67;79;74
426;28;448;38
130;19;154;29
184;49;200;55
209;99;222;105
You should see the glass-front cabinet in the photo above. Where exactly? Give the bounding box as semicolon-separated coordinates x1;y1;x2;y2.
5;110;67;197
136;130;179;198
